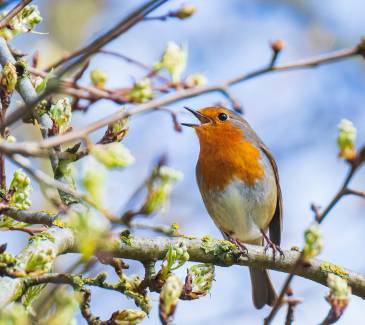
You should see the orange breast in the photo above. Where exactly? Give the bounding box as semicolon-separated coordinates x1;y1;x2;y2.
196;124;264;190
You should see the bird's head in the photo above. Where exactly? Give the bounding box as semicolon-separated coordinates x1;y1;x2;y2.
181;106;248;145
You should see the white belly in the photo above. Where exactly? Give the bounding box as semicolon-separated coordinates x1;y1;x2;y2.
198;159;277;243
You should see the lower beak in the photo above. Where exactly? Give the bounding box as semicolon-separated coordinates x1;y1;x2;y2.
181;107;211;127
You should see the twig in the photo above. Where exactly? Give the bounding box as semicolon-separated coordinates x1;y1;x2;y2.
0;0;170;132
344;188;365;198
9;154;117;221
264;253;304;325
265;145;365;324
46;0;169;72
319;300;349;325
3;226;45;235
35;43;363;149
269;39;285;67
219;86;243;113
284;288;302;325
0;0;32;30
98;49;169;83
315;149;365;223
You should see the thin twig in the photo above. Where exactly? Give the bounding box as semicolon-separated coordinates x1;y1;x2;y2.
98;49;169;83
46;0;169;72
35;43;363;149
3;226;46;235
265;146;365;324
9;154;117;221
0;0;170;132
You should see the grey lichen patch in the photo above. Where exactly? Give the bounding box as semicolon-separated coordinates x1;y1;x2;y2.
320;262;349;279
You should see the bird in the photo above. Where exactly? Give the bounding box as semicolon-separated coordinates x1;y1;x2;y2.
181;106;282;309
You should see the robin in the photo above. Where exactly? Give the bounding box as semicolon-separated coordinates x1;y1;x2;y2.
182;106;282;309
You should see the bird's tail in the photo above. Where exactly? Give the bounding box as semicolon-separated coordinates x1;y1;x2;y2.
249;267;277;309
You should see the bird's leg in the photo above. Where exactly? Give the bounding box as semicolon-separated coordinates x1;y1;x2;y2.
260;229;284;258
224;232;248;255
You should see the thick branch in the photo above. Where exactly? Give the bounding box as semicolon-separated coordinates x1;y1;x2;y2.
0;227;75;306
111;237;365;298
1;208;57;225
2;230;365;307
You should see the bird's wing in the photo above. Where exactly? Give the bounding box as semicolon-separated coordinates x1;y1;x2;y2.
260;145;282;246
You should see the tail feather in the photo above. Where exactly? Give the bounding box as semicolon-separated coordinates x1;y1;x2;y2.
249;267;277;309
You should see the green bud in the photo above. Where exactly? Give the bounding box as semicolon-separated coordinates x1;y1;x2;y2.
1;62;17;92
326;273;351;317
90;69;107;88
327;274;351;300
0;252;16;267
154;42;187;83
6;135;16;143
110;309;146;324
25;249;54;274
185;73;207;88
337;119;357;160
67;210;109;261
82;159;106;208
111;118;129;134
170;222;180;235
142;187;167;215
0;5;42;40
161;242;189;279
159;274;183;322
91;143;135;169
49;97;72;130
128;78;154;103
188;264;215;295
54;160;79;205
142;166;183;215
173;4;196;19
20;5;43;29
9;169;32;210
35;72;51;94
303;222;323;261
159;166;183;182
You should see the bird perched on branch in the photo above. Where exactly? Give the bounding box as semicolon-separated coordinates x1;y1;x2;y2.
182;106;282;309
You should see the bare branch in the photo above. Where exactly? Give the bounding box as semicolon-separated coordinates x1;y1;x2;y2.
0;0;170;131
36;43;363;149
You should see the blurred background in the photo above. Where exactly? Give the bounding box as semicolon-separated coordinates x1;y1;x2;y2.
3;0;365;324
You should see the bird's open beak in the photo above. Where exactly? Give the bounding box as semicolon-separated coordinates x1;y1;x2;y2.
181;107;211;127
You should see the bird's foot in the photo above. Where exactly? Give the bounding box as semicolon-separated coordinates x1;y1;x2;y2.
260;229;284;259
225;233;248;255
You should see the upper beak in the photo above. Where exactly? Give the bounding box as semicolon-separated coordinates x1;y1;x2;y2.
181;107;211;127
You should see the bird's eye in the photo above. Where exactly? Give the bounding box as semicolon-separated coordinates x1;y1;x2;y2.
218;112;228;121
